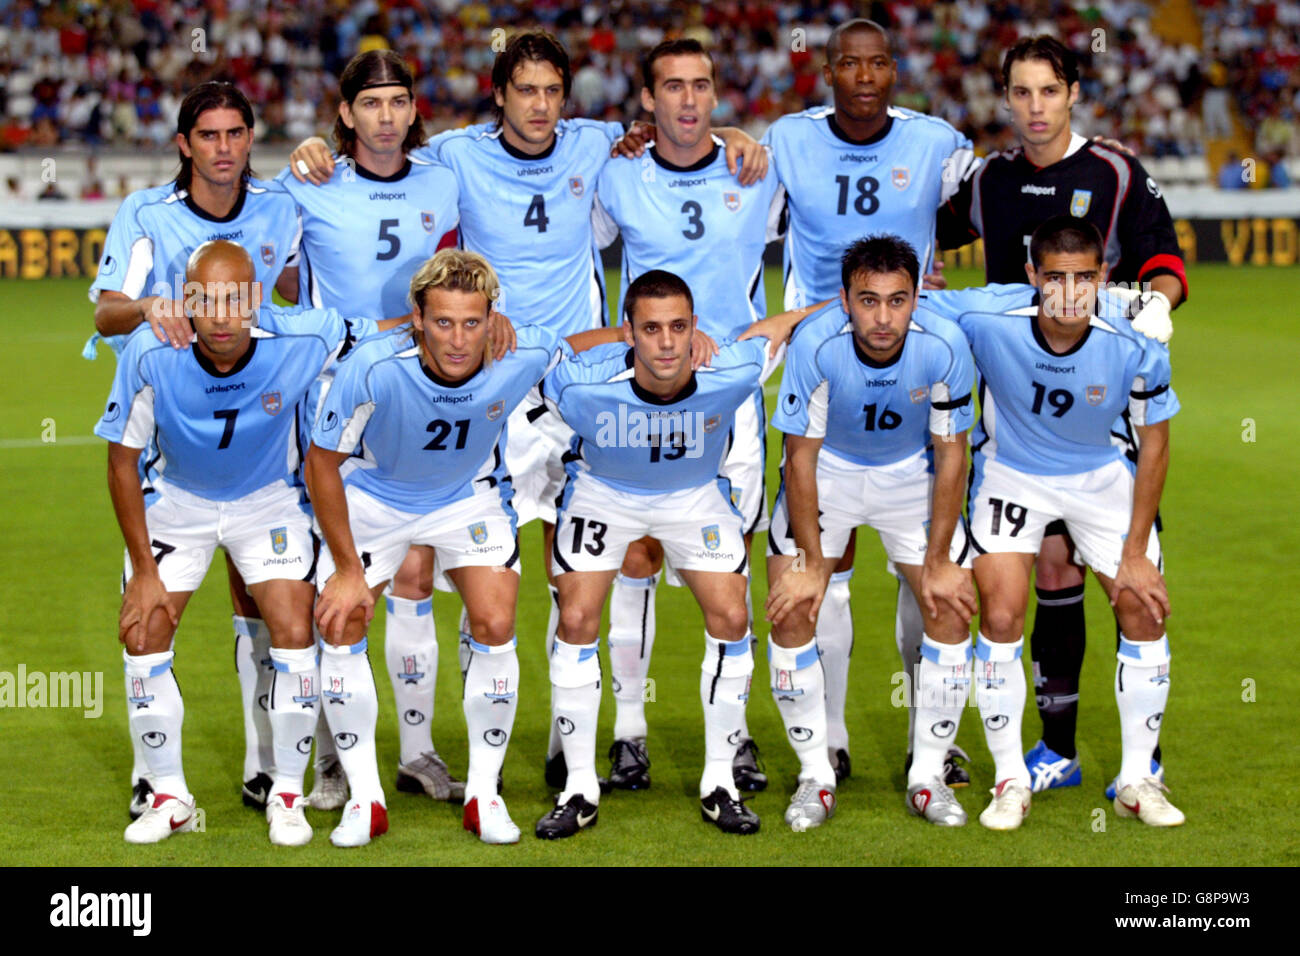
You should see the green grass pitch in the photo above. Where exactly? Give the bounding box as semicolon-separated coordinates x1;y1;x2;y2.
0;265;1296;866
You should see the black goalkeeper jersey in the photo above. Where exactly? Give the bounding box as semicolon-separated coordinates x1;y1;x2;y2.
937;133;1188;297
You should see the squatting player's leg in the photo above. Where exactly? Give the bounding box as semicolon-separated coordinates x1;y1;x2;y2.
821;531;856;779
895;562;973;827
224;554;275;812
605;536;663;789
766;550;838;831
972;552;1036;829
385;545;464;803
448;563;522;843
245;578;317;845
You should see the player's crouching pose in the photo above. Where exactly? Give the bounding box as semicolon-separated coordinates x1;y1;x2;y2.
540;270;801;839
305;249;622;846
97;241;374;846
766;236;977;829
943;217;1183;829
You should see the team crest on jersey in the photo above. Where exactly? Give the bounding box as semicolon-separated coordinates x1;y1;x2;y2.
421;211;436;232
469;521;488;545
486;399;505;421
891;166;910;190
569;176;584;197
1070;189;1092;217
1086;384;1107;405
724;192;740;211
261;391;282;415
260;243;275;265
270;527;288;555
702;524;721;551
703;414;721;432
729;487;742;508
910;386;928;403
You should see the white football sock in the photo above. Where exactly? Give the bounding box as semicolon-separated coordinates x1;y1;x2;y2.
909;635;972;787
233;615;274;780
975;633;1029;787
457;605;472;684
609;572;657;740
124;649;187;799
701;632;753;798
550;636;601;803
319;639;384;806
768;637;835;784
816;569;854;753
894;576;925;747
462;636;519;801
384;593;437;764
1115;635;1171;788
268;645;319;796
545;584;563;761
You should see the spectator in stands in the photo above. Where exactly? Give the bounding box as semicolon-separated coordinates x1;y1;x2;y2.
1219;151;1248;189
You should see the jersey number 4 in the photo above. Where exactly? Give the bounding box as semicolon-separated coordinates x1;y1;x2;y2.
525;194;550;233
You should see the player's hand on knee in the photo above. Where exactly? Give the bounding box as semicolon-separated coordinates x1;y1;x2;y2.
611;121;653;159
921;560;977;624
690;329;719;369
120;572;177;652
765;568;826;625
289;137;334;184
315;569;373;643
144;297;192;349
1111;554;1171;627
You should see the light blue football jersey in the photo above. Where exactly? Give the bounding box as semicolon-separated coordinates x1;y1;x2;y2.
276;155;460;319
920;284;1180;476
416;119;623;335
762;106;975;306
86;178;302;358
94;320;348;501
544;338;779;495
312;323;563;513
771;302;974;466
593;140;784;338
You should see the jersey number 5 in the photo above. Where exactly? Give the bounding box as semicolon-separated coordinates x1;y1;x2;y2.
377;219;400;261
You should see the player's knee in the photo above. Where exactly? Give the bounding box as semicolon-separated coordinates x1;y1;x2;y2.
771;606;814;647
1035;554;1084;590
467;608;516;646
979;602;1023;642
269;616;314;650
706;604;750;642
1113;591;1163;641
621;540;663;578
390;560;433;600
559;603;600;643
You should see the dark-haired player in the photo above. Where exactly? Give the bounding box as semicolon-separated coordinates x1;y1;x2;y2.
277;50;465;812
767;235;976;829
937;36;1187;797
87;81;302;819
929;217;1183;829
761;18;978;787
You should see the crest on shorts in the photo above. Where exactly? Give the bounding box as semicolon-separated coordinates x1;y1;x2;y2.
270;526;288;555
724;192;740;211
569;176;584;197
469;521;488;545
891;166;910;190
1070;189;1092;218
421;211;436;233
261;391;282;415
729;487;741;508
1086;384;1106;405
702;524;721;551
910;386;928;404
260;243;275;265
703;414;721;432
486;399;505;421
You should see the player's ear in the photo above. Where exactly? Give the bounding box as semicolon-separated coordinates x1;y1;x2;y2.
1067;81;1080;110
338;101;355;131
1024;261;1037;286
839;288;850;314
175;131;191;158
640;85;655;115
622;317;635;346
492;86;506;110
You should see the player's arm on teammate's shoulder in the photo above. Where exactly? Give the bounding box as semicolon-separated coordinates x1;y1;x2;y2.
286;136;335;184
106;441;177;650
304;443;374;641
765;433;829;625
274;266;300;305
739;300;832;357
94;290;191;349
1114;418;1171;626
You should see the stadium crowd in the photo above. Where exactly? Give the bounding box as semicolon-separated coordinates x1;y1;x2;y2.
2;0;1296;182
